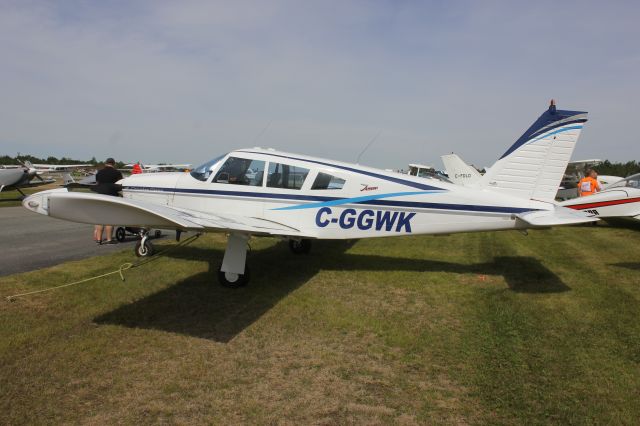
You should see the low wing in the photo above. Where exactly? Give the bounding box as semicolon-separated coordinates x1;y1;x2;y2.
516;206;598;227
23;189;301;236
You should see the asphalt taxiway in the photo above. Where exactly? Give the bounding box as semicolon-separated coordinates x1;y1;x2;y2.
0;206;138;277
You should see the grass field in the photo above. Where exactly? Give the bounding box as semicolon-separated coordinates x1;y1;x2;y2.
1;221;639;424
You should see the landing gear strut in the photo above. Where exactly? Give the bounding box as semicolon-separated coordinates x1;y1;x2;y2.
289;239;312;254
218;233;250;288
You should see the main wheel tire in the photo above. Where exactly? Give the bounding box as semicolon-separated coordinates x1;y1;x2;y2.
289;239;311;254
135;239;154;257
217;264;250;288
115;227;126;242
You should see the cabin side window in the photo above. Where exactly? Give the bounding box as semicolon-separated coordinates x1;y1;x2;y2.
311;172;346;190
266;162;309;190
212;157;265;186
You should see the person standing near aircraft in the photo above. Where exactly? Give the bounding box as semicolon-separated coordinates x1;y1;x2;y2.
132;162;143;174
578;169;601;197
92;158;123;244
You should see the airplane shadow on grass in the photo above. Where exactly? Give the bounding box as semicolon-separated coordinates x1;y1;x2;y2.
610;262;640;271
94;240;569;342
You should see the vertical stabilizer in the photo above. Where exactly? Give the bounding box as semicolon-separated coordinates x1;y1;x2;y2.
441;153;482;186
479;101;588;202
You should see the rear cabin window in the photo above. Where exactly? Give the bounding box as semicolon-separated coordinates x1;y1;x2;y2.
266;162;309;190
213;157;265;186
311;172;346;190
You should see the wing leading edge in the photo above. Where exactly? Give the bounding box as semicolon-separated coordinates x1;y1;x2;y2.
22;189;301;236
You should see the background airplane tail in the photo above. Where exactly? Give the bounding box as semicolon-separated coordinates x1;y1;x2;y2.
479;101;587;202
62;173;75;186
441;153;482;186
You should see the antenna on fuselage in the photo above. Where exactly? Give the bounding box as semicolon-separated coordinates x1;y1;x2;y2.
252;120;273;145
356;130;382;164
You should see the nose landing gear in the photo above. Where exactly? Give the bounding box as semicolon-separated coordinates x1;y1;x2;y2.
134;232;154;257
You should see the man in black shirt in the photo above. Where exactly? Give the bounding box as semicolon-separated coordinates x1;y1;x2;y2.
93;158;123;244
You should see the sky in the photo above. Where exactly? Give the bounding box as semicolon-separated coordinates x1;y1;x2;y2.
1;0;639;170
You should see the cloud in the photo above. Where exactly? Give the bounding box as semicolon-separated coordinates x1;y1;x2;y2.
1;0;639;169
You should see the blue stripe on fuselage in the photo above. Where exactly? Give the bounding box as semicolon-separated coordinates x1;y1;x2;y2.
272;191;442;210
123;186;535;214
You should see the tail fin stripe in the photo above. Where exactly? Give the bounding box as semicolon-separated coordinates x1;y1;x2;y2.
530;115;587;139
501;122;585;159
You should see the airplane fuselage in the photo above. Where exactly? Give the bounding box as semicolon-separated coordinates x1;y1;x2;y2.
120;149;553;239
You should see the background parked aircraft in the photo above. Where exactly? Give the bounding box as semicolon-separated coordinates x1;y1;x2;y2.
441;154;482;186
560;173;640;220
123;163;192;172
30;163;92;172
62;173;96;189
0;163;55;196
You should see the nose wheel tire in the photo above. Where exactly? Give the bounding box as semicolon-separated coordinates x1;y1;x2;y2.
289;239;311;254
115;227;126;242
218;264;250;288
135;239;154;257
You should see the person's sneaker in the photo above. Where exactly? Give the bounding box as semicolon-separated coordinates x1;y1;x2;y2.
95;240;102;245
103;240;118;245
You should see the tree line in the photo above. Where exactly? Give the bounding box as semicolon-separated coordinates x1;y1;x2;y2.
0;155;125;169
593;160;640;177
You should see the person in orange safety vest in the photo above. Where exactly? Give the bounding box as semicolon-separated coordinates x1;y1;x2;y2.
577;169;601;197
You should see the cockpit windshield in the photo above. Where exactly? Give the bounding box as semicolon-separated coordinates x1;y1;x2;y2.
609;173;640;189
190;154;227;181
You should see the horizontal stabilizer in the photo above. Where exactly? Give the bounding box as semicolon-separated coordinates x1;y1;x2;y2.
516;207;598;227
23;189;301;236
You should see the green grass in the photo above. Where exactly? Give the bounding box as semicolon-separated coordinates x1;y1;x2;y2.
1;222;640;424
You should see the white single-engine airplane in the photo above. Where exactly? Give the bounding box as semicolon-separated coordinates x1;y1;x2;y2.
0;162;55;196
559;173;640;220
23;101;594;287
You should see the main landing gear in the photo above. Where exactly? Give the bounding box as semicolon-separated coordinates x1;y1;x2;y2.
217;233;251;288
216;236;312;287
288;239;312;254
133;231;312;288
